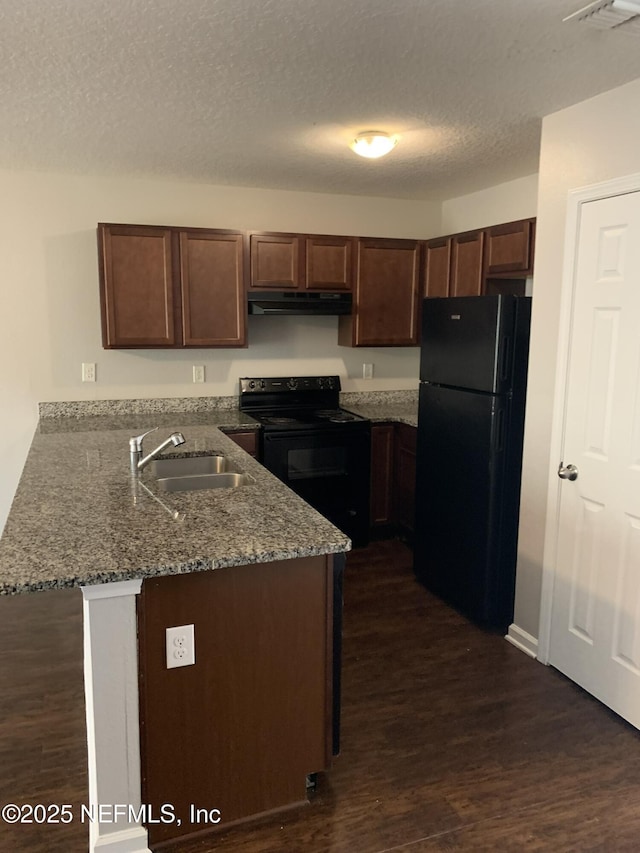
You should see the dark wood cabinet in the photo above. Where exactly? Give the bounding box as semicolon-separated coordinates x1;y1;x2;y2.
424;218;536;303
424;236;452;298
484;218;535;276
305;234;353;291
249;233;302;290
370;424;395;526
179;230;247;347
393;424;417;534
98;224;247;349
249;232;353;292
223;429;259;458
339;238;421;347
138;555;335;845
451;229;485;297
370;422;417;536
98;224;177;348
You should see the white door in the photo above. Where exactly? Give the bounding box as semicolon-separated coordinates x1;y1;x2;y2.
549;190;640;728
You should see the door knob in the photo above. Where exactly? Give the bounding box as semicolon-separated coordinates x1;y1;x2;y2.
558;462;578;481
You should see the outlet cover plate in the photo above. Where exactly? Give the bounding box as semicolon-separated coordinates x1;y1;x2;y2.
166;624;195;669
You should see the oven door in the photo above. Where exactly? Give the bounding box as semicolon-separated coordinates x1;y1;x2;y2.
261;427;370;547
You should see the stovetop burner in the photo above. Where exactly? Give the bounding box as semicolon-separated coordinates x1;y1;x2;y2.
315;409;360;423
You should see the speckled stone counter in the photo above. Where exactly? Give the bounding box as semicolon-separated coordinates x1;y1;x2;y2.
341;390;418;427
0;414;349;595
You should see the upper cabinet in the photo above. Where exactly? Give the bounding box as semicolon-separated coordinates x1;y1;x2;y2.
424;218;535;300
249;232;354;291
305;235;354;291
97;218;534;350
423;236;452;299
98;224;247;349
451;229;485;297
484;218;535;276
339;238;421;347
249;233;302;289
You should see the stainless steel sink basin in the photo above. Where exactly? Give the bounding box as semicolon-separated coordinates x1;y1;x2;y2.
150;454;254;492
155;472;255;493
150;454;238;478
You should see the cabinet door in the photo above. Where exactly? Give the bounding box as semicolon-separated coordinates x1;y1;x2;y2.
424;236;452;298
98;224;177;348
451;230;485;297
484;219;534;275
223;429;259;458
180;230;247;347
249;233;303;289
344;238;421;346
305;235;354;291
393;424;417;533
370;424;395;526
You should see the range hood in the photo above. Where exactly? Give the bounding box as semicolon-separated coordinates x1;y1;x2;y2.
247;291;352;316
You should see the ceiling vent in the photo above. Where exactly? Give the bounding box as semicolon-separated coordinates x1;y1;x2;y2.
564;0;640;32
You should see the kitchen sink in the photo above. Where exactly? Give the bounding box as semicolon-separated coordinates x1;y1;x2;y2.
150;454;255;493
150;454;238;478
155;472;255;493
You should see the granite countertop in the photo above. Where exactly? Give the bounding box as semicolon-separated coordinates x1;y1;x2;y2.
339;389;418;427
0;411;349;595
343;402;418;427
0;392;419;595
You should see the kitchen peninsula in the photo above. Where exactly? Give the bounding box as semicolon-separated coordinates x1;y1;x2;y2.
0;404;349;853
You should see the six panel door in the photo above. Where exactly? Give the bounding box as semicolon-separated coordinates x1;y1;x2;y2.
549;191;640;728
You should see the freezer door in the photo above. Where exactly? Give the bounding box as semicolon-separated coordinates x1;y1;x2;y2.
413;382;517;631
420;295;520;393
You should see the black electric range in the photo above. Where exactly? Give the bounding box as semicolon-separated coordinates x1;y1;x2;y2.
239;376;370;546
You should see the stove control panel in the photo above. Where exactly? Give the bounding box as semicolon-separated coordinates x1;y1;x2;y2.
240;376;341;394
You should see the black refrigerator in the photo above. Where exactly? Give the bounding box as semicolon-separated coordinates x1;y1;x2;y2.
413;295;531;633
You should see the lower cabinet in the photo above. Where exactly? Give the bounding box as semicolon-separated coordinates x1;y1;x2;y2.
370;424;395;526
137;555;339;846
393;424;417;534
222;428;259;458
370;422;417;538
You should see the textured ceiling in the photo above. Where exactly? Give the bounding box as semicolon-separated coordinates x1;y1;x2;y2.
1;0;640;200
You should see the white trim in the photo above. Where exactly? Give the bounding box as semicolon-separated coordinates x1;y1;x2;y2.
93;825;151;853
81;578;142;600
537;171;640;665
505;624;539;659
82;581;149;853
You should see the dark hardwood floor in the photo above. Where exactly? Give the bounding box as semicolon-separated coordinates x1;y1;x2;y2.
3;540;640;852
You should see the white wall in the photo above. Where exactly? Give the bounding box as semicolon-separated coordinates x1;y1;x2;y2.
0;169;440;533
440;174;539;235
514;76;640;641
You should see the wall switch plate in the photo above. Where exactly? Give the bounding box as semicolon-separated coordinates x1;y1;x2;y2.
166;624;195;669
363;363;374;380
82;363;96;382
193;365;205;383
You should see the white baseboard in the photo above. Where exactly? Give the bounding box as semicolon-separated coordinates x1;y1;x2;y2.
505;623;539;659
93;825;151;852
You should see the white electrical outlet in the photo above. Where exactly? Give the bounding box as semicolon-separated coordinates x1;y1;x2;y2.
82;363;96;382
193;365;205;383
363;363;374;380
166;624;195;669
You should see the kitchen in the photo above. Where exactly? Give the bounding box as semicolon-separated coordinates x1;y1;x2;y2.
3;1;640;851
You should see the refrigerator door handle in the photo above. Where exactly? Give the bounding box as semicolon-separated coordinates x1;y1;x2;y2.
558;462;579;481
499;335;513;382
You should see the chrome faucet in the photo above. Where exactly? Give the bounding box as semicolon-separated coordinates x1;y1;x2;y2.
129;427;186;474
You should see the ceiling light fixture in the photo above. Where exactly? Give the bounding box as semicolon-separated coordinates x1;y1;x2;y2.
350;131;398;159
